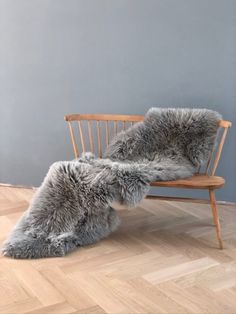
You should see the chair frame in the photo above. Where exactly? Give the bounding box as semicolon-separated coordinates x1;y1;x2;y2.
64;113;232;249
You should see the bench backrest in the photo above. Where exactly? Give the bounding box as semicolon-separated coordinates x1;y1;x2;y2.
64;114;231;176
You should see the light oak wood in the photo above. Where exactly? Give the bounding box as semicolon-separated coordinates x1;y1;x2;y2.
1;186;236;314
205;145;215;174
105;121;109;146
87;120;94;153
151;174;225;189
211;127;229;176
218;120;232;128
78;121;86;153
67;121;79;158
114;120;118;135
122;121;126;130
64;113;144;122
209;189;223;249
65;113;231;250
96;121;102;158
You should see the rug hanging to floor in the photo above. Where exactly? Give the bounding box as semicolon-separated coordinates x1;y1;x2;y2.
2;108;221;258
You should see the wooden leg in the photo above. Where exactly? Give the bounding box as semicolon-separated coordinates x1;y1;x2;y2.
209;189;223;249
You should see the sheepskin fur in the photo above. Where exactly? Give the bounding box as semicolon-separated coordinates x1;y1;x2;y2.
2;108;221;259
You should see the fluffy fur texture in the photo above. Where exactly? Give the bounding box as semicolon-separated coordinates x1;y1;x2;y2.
2;108;221;259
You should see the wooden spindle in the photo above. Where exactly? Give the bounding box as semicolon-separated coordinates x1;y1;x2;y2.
211;127;229;176
205;146;215;175
114;121;118;135
68;122;79;158
205;129;220;174
96;120;102;158
78;121;86;153
105;121;109;146
122;121;126;130
87;121;94;153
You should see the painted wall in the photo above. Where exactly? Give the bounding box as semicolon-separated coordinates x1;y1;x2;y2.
0;0;235;201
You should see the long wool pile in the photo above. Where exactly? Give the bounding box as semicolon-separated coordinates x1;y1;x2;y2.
2;108;221;258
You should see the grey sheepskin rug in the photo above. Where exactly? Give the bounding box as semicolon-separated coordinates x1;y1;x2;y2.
2;108;221;259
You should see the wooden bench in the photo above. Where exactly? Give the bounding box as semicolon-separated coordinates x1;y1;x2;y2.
64;113;232;249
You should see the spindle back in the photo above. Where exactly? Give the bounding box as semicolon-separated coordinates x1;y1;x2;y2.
64;114;231;176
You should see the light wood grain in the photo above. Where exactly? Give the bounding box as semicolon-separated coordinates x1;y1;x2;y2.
150;174;225;189
67;122;79;158
64;113;144;122
78;121;86;153
211;127;229;176
0;186;236;314
87;120;94;153
96;120;102;158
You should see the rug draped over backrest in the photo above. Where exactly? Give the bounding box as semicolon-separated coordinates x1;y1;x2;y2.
2;108;221;259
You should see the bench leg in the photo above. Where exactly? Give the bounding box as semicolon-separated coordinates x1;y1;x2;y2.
209;189;223;249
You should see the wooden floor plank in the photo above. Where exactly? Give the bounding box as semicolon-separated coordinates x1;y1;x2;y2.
143;257;219;284
0;186;236;314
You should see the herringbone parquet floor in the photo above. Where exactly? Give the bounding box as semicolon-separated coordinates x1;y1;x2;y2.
0;186;236;314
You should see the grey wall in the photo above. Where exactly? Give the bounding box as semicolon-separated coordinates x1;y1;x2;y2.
0;0;235;201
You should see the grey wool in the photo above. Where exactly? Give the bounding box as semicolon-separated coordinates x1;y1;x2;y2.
2;108;221;259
